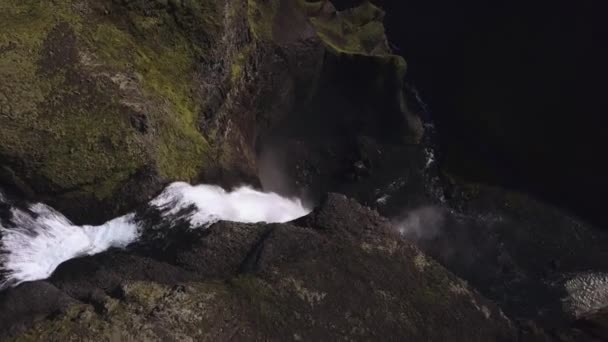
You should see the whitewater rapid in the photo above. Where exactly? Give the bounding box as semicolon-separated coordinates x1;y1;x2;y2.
0;182;310;289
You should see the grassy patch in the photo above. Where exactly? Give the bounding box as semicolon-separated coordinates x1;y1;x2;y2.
309;1;388;55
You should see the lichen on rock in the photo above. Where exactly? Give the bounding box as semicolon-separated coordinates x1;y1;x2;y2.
0;0;223;223
0;0;423;223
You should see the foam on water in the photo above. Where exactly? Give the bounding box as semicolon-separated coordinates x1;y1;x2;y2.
151;182;310;227
0;206;139;289
0;183;310;289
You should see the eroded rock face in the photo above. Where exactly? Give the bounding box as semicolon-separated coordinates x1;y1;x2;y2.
0;194;515;341
0;0;420;224
0;0;219;223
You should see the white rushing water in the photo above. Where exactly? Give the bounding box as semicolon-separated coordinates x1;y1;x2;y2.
152;182;310;226
0;182;310;289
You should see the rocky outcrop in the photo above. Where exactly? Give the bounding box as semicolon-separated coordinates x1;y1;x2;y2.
0;194;516;341
387;178;608;340
0;0;420;224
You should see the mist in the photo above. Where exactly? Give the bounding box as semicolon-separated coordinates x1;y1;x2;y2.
394;205;447;241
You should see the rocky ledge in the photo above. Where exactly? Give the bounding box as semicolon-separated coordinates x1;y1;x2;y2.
0;0;418;225
2;191;607;341
0;194;515;341
1;1;607;341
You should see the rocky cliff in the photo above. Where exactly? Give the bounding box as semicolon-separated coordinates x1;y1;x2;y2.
0;194;517;341
1;1;607;341
0;0;418;224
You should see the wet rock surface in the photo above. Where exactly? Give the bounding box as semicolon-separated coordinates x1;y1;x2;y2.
1;194;517;341
418;182;608;327
576;307;608;341
1;190;607;341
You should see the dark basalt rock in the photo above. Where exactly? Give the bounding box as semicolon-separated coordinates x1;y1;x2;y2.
48;252;199;301
575;308;608;341
1;193;516;341
0;282;76;337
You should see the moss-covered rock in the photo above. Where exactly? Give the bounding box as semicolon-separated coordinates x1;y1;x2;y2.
0;0;421;223
8;281;239;342
0;0;221;222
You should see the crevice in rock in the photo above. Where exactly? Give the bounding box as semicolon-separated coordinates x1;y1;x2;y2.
238;226;275;274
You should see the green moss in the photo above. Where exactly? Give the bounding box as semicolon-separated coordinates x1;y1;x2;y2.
418;265;453;303
247;0;280;41
8;304;93;342
306;0;408;106
309;1;389;55
296;0;325;16
88;20;209;181
93;0;222;181
347;1;384;26
9;280;240;341
230;275;275;306
120;281;169;309
0;1;147;198
230;44;254;84
0;0;222;204
230;275;287;330
0;2;65;118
